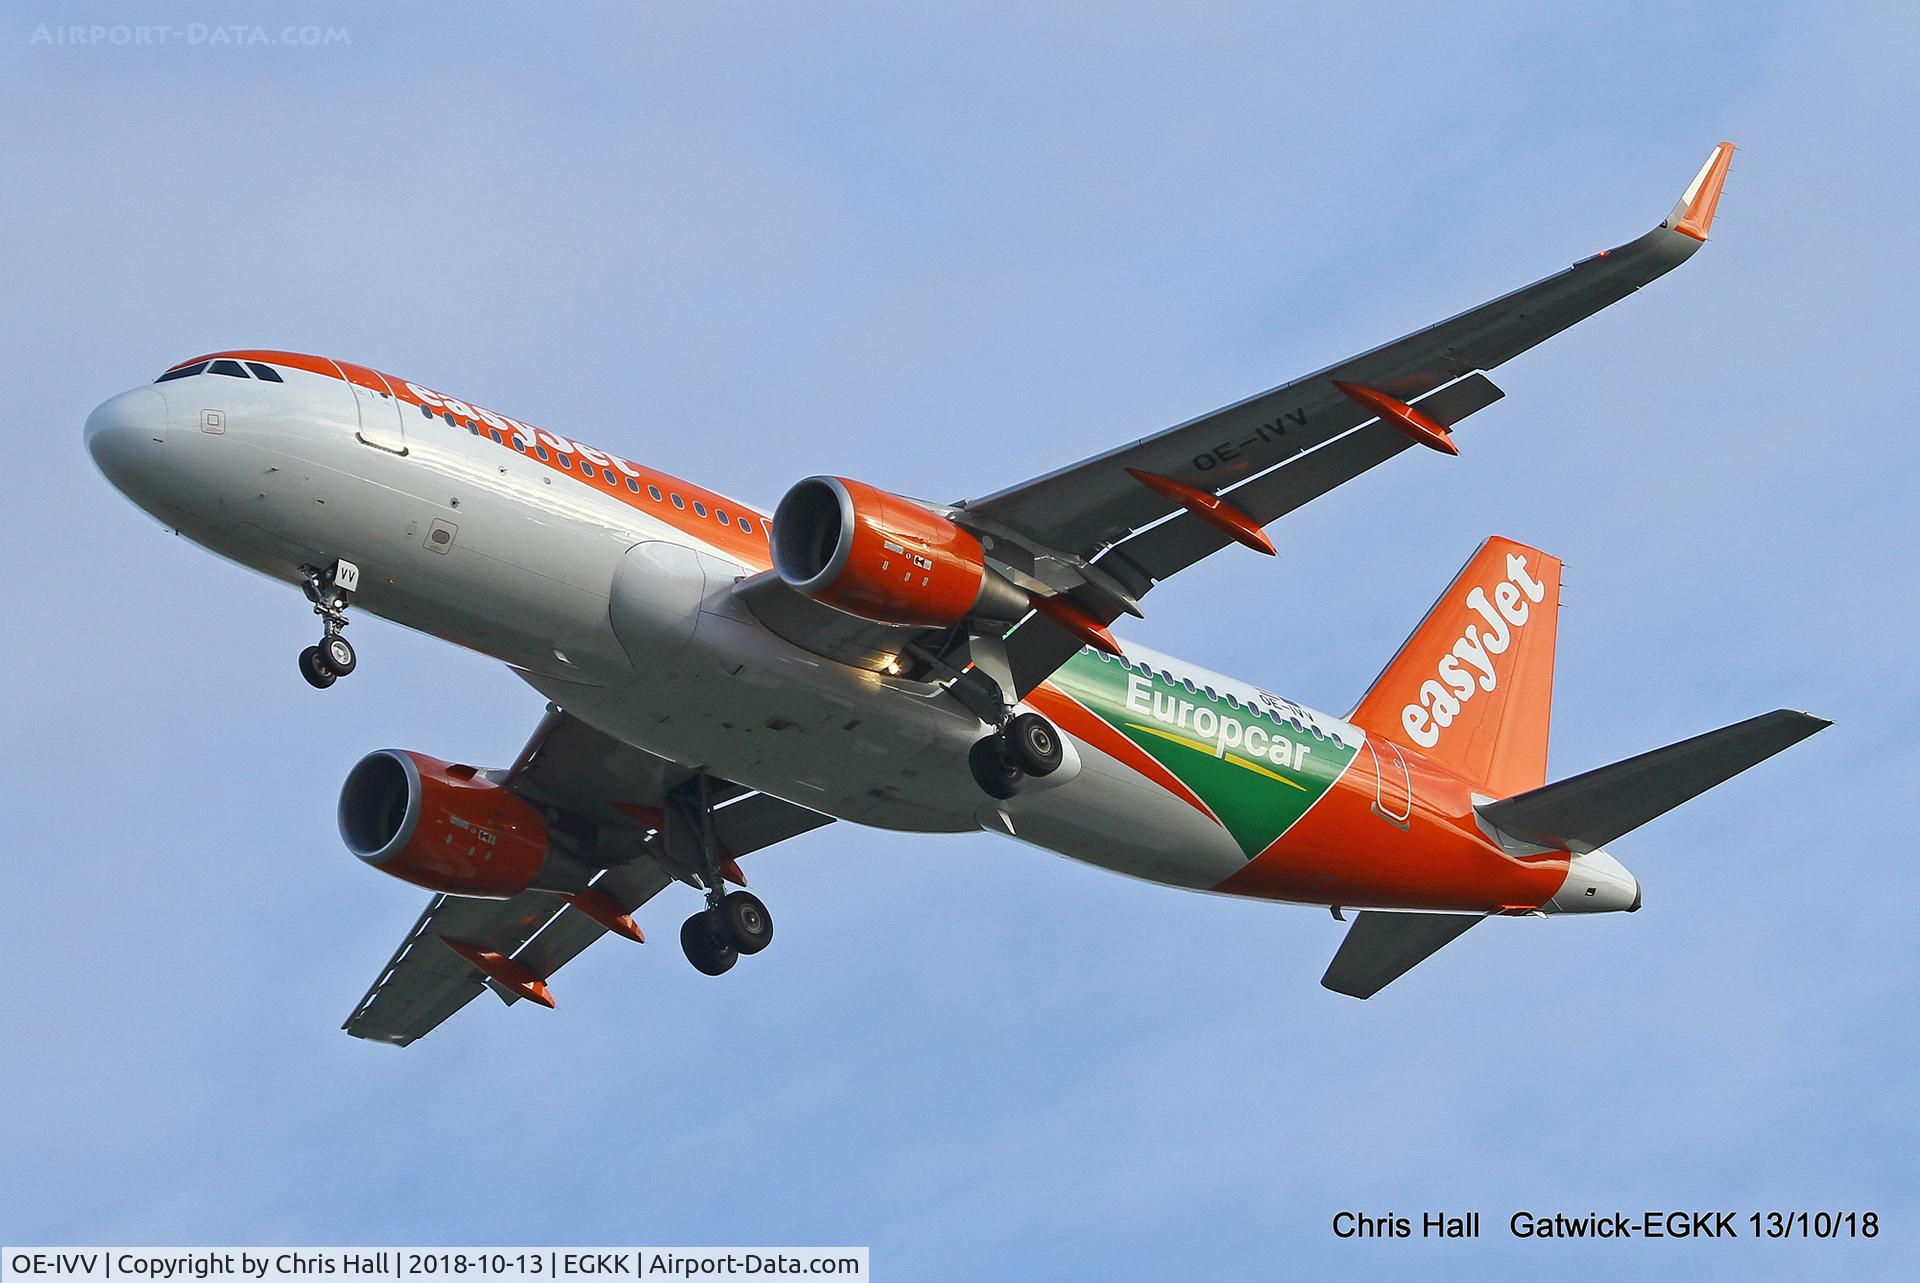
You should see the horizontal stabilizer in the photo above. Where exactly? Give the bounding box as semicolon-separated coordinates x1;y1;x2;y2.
1478;710;1829;853
1322;911;1482;999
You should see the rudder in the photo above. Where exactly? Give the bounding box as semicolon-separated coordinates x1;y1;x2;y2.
1348;537;1562;798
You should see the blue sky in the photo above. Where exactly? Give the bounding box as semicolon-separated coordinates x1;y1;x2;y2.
3;2;1914;1277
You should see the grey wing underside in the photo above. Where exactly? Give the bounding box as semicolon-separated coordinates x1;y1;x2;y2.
967;219;1708;554
342;711;832;1046
997;207;1720;695
735;149;1729;692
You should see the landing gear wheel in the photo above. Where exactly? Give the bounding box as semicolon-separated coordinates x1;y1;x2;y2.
1005;713;1063;777
300;560;359;686
718;890;774;955
321;635;357;676
680;910;738;976
298;646;336;689
969;737;1024;799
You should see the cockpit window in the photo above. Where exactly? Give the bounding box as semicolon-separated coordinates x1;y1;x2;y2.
245;362;284;382
155;361;209;383
207;359;250;378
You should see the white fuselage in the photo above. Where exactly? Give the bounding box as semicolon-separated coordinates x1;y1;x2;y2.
84;360;1308;894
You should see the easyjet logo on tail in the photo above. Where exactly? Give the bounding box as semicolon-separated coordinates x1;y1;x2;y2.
1401;553;1548;748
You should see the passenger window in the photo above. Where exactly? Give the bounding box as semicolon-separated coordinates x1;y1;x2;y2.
207;359;249;378
512;438;527;452
156;361;209;382
626;478;640;493
737;517;755;535
489;429;503;444
535;446;550;461
244;362;284;382
671;494;686;509
442;412;457;427
693;501;708;517
648;485;663;502
580;461;596;478
558;455;572;469
715;509;730;526
420;402;434;417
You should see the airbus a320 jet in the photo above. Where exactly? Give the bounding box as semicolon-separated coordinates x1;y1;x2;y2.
87;142;1825;1043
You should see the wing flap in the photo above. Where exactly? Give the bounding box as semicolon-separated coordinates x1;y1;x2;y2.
342;890;567;1045
1002;374;1508;696
1114;373;1505;588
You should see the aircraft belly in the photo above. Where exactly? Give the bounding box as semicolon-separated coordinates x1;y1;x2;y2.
567;557;985;832
995;743;1249;889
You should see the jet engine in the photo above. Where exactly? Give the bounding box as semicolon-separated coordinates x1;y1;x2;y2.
771;476;1029;627
338;749;565;898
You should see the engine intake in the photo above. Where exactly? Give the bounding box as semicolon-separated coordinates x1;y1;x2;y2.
772;476;1027;628
338;750;554;899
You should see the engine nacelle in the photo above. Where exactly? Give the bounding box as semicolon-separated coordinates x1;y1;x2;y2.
772;475;1028;627
338;750;553;899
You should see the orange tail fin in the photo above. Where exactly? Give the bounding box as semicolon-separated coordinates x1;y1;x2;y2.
1348;537;1563;798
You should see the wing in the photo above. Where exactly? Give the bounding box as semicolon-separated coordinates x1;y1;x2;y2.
342;709;832;1046
982;142;1736;693
734;144;1735;694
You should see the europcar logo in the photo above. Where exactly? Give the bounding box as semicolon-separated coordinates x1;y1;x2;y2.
1401;552;1548;749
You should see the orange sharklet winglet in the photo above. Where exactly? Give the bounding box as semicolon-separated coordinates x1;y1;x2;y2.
1028;592;1123;657
1332;381;1460;455
1672;141;1735;242
1125;468;1276;555
568;887;646;943
440;936;556;1008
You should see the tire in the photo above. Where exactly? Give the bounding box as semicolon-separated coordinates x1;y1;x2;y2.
680;911;738;976
299;646;336;689
969;737;1023;799
718;890;773;955
322;635;357;676
1005;713;1063;777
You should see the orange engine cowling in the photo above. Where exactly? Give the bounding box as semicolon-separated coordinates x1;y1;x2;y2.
337;750;551;898
772;476;1028;627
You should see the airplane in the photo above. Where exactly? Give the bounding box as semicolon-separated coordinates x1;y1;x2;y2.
84;141;1826;1044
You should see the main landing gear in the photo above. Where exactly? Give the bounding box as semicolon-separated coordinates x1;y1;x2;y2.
298;559;360;690
968;712;1064;799
666;777;776;977
680;890;773;976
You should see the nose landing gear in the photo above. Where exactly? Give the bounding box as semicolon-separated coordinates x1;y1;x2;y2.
968;712;1064;798
297;559;360;690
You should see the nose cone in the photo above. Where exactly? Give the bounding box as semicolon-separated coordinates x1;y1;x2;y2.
1548;848;1641;914
85;387;169;488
